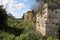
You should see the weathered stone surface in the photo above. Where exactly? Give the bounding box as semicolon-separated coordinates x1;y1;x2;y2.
23;11;34;21
36;2;60;37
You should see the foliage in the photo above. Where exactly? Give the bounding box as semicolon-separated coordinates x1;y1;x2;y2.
19;33;30;40
0;31;15;40
0;5;7;26
46;37;59;40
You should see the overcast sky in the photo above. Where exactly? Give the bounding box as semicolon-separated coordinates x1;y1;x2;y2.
0;0;36;18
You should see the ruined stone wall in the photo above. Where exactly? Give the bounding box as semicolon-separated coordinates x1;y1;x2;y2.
36;3;48;36
46;6;60;37
23;11;34;21
24;13;29;20
36;3;60;37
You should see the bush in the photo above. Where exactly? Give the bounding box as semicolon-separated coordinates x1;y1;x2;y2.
19;33;30;40
46;37;59;40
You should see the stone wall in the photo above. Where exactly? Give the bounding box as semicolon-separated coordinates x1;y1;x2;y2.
46;7;60;37
23;11;34;21
36;3;60;37
36;3;48;36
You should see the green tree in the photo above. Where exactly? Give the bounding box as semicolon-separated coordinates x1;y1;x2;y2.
0;5;8;27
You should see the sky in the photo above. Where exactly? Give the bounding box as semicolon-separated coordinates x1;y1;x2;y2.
0;0;36;18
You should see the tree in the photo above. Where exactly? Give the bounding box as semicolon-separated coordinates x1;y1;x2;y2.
31;0;43;14
8;13;14;18
0;5;7;26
